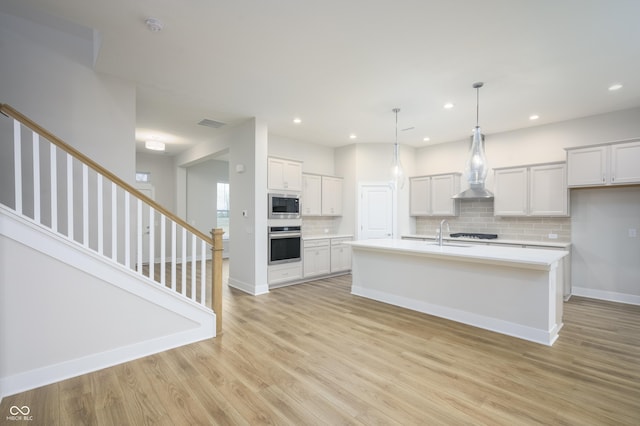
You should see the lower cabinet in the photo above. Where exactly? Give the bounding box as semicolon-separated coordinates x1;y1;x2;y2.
268;262;303;286
303;239;331;278
331;237;352;273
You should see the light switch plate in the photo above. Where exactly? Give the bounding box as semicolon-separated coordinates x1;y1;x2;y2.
629;228;637;238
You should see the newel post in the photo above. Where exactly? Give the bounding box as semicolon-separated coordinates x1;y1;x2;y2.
211;228;224;335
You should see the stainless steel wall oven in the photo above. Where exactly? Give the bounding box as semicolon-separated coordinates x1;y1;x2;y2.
268;225;302;264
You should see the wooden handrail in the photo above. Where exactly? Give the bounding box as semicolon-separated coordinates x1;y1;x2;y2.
1;103;213;245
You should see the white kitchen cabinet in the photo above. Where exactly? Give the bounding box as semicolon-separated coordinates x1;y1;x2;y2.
409;173;460;217
610;140;640;184
330;237;352;273
321;176;343;216
303;239;330;277
494;162;568;217
566;139;640;187
301;174;322;216
268;157;302;191
268;262;303;286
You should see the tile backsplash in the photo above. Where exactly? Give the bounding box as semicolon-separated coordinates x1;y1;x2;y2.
415;200;571;242
302;217;341;236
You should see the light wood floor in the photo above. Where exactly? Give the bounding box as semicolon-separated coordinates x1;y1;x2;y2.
2;265;639;425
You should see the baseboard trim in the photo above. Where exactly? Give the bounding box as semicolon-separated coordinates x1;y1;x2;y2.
571;287;640;306
228;277;269;296
352;285;559;346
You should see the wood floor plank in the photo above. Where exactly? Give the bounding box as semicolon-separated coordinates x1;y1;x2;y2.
1;267;639;425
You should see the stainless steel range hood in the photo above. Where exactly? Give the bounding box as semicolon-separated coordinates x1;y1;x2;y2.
453;82;494;200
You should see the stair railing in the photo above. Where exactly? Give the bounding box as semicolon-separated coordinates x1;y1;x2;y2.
1;103;223;334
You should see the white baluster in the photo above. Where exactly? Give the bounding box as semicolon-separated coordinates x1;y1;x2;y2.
82;165;89;247
171;221;177;292
13;120;22;214
137;199;142;273
149;207;155;280
191;233;197;301
124;191;130;268
160;214;166;286
111;182;117;262
67;154;74;240
97;174;103;254
32;133;40;223
200;239;206;305
50;144;57;232
181;227;187;296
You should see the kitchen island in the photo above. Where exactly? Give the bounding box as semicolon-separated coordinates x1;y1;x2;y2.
349;239;569;345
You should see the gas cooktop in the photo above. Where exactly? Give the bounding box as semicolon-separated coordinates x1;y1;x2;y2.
449;233;498;240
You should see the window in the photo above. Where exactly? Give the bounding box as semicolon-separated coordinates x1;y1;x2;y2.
216;182;230;237
136;171;151;182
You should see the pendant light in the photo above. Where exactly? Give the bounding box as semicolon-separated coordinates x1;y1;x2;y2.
390;107;406;190
452;82;494;199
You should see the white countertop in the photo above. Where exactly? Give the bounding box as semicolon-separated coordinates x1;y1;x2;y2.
349;238;569;270
303;234;353;240
402;234;571;249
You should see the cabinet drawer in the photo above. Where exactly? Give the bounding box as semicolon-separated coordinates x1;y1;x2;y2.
304;239;330;248
268;262;303;284
331;237;352;246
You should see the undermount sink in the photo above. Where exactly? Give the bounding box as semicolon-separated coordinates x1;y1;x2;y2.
427;242;472;248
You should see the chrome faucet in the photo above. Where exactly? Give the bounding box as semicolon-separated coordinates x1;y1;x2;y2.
437;219;450;246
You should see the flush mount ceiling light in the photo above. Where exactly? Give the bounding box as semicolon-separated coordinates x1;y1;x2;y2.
529;114;540;120
145;140;165;151
443;102;454;109
423;137;431;142
145;17;163;32
293;117;302;124
608;83;623;91
349;134;357;139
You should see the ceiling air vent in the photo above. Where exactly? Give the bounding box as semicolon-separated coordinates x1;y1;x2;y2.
198;118;226;129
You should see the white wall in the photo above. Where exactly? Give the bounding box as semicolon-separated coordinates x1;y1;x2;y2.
268;134;335;175
185;159;228;236
571;187;640;304
0;11;136;182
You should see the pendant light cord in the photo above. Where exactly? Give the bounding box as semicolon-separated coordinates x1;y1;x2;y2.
476;86;480;127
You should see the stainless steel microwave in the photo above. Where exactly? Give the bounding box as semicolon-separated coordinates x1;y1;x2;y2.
268;193;300;219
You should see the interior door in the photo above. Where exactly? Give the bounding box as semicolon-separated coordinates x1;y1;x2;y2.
359;184;393;240
134;184;155;264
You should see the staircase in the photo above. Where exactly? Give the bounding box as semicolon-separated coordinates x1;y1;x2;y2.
0;104;223;399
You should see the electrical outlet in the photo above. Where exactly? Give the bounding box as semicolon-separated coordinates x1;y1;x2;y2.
548;233;558;239
629;228;637;238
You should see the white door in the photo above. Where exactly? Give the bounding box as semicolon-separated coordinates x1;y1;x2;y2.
359;184;393;240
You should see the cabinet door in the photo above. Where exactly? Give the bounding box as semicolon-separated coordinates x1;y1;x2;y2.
321;176;343;216
430;174;460;216
330;238;352;273
611;141;640;184
303;245;330;277
529;163;568;216
567;146;607;187
409;177;431;216
301;174;322;216
268;158;302;191
494;167;528;216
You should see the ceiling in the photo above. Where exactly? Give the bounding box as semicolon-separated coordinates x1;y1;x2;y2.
4;0;640;155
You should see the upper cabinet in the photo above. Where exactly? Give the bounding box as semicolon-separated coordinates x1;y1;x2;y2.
494;162;568;217
301;173;343;216
566;140;640;187
268;157;303;191
321;176;343;216
409;173;460;217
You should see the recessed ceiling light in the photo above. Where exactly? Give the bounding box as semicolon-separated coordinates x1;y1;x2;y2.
423;137;430;142
349;134;357;139
529;115;539;120
145;140;165;151
608;83;623;91
443;103;454;109
293;118;301;124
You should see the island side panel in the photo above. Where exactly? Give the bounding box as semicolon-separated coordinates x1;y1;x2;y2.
350;247;561;345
